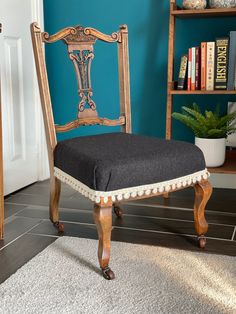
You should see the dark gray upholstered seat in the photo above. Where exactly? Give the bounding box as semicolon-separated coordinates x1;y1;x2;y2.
54;132;206;192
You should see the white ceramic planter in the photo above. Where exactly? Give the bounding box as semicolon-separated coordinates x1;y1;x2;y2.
195;137;226;167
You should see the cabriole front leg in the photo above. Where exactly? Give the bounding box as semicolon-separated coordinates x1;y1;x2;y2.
193;180;212;248
94;200;114;280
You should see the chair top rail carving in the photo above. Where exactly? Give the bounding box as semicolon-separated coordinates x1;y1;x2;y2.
42;26;122;44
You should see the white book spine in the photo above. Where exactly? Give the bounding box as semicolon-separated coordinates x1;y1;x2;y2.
206;42;215;91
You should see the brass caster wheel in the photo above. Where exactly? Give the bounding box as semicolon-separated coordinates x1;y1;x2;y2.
101;267;115;280
198;236;206;249
113;206;123;218
53;221;64;234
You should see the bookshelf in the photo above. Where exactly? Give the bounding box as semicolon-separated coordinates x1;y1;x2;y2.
167;0;236;174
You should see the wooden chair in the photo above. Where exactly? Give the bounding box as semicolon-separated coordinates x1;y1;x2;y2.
31;22;212;280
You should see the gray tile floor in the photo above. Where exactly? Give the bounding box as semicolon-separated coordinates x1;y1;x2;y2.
0;180;235;283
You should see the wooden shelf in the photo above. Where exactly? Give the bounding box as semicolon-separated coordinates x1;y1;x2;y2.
171;7;236;18
208;150;236;174
169;89;236;95
166;1;236;176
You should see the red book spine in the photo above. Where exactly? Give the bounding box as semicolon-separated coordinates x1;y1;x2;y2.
187;48;192;91
195;47;200;90
201;42;207;90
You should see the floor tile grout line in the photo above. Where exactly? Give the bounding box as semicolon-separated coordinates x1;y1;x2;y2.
4;213;41;225
0;221;44;252
5;200;236;217
14;212;236;229
27;233;60;239
6;192;76;198
231;226;236;241
123;213;236;228
112;226;235;242
126;202;236;216
4;206;34;224
26;219;233;242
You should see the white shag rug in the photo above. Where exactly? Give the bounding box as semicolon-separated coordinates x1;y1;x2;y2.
0;237;235;314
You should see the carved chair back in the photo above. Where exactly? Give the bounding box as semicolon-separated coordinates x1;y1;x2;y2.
31;23;131;176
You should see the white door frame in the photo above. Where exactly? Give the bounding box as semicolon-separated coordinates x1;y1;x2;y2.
31;0;49;181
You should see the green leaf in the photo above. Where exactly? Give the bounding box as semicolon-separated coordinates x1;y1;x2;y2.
172;103;236;139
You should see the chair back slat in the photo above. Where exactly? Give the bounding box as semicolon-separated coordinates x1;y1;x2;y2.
31;22;131;158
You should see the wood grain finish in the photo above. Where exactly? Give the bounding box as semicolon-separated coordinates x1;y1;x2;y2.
49;176;61;223
30;22;57;180
118;25;132;133
55;116;125;133
170;89;236;95
166;1;176;140
93;200;113;269
172;7;236;18
31;21;131;148
84;27;121;43
42;27;77;43
0;23;4;239
194;180;212;236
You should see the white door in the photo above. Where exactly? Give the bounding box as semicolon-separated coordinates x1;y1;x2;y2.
0;0;47;195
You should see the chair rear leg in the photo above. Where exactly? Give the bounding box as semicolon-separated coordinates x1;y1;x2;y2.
50;176;64;233
94;201;115;280
193;180;212;248
113;202;123;218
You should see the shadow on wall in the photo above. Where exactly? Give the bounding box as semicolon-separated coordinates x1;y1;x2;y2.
134;0;168;138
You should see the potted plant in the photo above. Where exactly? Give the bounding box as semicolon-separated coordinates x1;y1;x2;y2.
172;103;236;167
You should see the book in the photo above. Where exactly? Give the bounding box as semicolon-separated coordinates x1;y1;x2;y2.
191;47;196;91
206;42;215;91
187;48;192;91
177;55;188;90
214;37;229;90
195;47;200;90
227;31;236;90
201;42;207;90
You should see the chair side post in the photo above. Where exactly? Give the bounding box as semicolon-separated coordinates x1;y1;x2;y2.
118;25;131;133
30;23;57;177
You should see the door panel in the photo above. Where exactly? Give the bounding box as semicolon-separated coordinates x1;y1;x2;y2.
0;0;45;195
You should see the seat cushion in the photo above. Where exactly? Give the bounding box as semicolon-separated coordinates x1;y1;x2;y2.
54;133;207;197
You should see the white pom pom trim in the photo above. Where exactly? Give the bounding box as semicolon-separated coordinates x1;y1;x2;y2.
54;168;209;203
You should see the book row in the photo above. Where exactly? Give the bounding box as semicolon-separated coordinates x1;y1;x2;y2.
177;31;236;91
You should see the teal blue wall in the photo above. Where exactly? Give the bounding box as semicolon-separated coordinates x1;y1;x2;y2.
43;0;236;142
